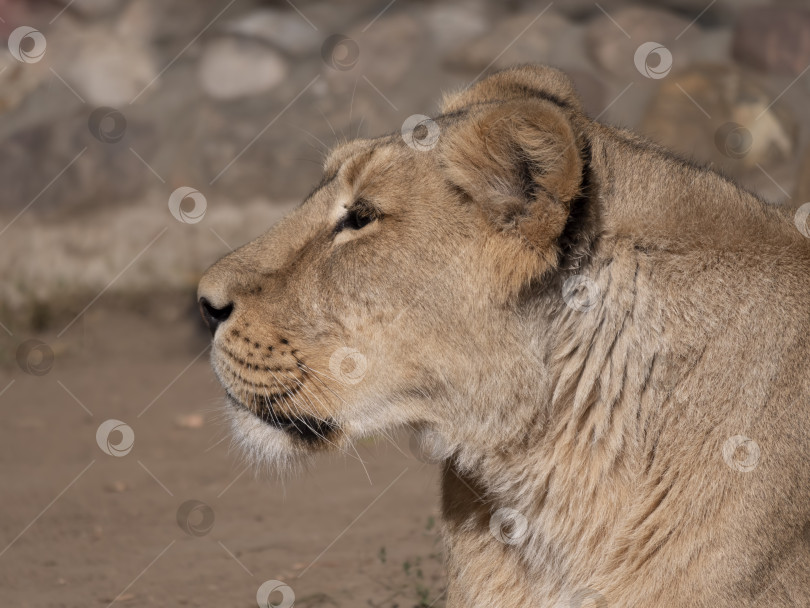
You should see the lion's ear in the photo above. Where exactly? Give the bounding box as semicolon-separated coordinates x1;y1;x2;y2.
441;98;584;293
440;65;583;114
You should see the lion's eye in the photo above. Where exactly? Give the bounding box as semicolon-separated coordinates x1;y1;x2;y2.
335;200;379;233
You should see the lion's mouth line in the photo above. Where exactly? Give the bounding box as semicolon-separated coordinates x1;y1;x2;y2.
224;386;338;444
215;350;339;444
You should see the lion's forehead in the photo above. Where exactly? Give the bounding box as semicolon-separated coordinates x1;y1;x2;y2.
316;140;416;219
323;133;399;177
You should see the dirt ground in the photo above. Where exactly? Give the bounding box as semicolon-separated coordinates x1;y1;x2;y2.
0;302;446;607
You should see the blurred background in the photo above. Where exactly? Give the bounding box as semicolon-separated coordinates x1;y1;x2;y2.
1;0;808;606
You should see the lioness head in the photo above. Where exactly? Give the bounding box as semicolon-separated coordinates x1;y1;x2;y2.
198;65;595;467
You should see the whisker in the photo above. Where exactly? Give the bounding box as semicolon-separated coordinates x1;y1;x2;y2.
300;363;414;460
283;370;372;483
264;370;351;458
294;126;330;152
318;107;336;136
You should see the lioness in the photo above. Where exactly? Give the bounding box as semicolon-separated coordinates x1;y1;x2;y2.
198;65;810;606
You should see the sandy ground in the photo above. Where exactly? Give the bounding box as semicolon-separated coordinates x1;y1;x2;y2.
0;304;446;607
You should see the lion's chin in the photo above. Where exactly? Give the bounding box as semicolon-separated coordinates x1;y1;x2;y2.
225;390;338;443
224;397;338;475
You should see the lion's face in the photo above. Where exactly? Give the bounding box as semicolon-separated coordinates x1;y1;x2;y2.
198;67;586;464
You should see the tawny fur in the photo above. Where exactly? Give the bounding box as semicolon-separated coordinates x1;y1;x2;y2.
199;65;810;607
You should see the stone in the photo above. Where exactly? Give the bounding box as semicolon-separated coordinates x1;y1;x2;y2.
0;53;50;113
586;6;703;81
567;70;608;119
195;97;327;202
104;480;128;493
319;11;445;141
423;1;489;52
331;13;426;87
0;196;295;312
175;413;205;429
551;0;626;21
0;108;159;217
732;6;810;76
648;0;770;23
222;8;322;57
794;147;810;206
642;64;798;197
57;0;129;19
446;9;575;73
51;3;158;106
198;37;288;101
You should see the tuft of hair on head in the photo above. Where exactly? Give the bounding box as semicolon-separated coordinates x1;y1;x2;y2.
440;64;584;115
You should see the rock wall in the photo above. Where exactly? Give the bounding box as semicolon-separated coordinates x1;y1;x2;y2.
1;0;809;322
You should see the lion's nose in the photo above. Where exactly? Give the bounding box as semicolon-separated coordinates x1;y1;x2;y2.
198;297;233;336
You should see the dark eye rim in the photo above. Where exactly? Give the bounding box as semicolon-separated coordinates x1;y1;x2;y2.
334;199;381;234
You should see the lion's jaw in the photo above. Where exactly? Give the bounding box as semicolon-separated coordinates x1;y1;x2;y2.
203;254;557;471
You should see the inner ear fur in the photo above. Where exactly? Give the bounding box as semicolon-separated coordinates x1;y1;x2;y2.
441;98;584;294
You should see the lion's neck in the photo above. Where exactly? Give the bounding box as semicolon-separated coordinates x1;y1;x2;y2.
442;245;677;602
455;241;658;471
